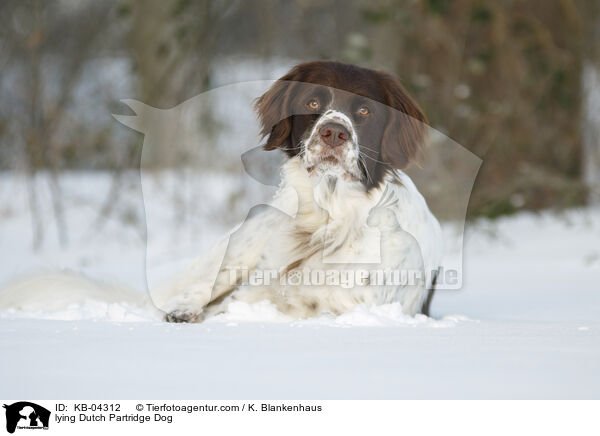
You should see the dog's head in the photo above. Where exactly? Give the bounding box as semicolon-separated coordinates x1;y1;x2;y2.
255;61;427;189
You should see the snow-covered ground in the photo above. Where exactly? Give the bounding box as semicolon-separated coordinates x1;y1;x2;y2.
0;172;599;399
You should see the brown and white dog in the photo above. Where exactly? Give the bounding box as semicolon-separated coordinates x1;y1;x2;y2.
157;61;443;322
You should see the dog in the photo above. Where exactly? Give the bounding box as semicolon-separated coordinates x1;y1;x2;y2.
157;61;443;323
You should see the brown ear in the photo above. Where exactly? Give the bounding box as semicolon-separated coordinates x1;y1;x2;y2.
254;78;295;151
379;72;428;169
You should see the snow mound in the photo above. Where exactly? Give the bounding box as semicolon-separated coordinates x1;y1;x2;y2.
206;300;295;324
205;300;467;328
0;300;160;322
305;304;470;328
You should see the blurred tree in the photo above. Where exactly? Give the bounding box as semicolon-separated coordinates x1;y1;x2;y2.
0;0;113;247
121;0;236;166
581;0;600;203
362;0;593;216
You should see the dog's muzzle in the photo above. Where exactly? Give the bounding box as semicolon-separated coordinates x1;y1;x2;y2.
302;110;362;181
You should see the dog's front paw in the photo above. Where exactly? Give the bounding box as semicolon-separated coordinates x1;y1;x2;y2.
164;309;204;323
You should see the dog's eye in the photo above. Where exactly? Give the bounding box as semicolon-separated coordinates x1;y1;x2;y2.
358;105;370;116
307;99;320;110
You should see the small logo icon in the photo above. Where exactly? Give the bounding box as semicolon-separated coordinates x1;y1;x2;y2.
3;402;50;434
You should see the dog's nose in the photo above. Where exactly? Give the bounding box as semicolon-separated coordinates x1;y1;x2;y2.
319;123;349;147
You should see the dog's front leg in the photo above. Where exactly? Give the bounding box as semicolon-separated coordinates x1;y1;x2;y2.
156;207;280;322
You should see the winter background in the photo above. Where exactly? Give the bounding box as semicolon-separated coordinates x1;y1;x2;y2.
1;0;600;399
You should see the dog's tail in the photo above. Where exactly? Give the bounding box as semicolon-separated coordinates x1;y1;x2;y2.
0;272;159;320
